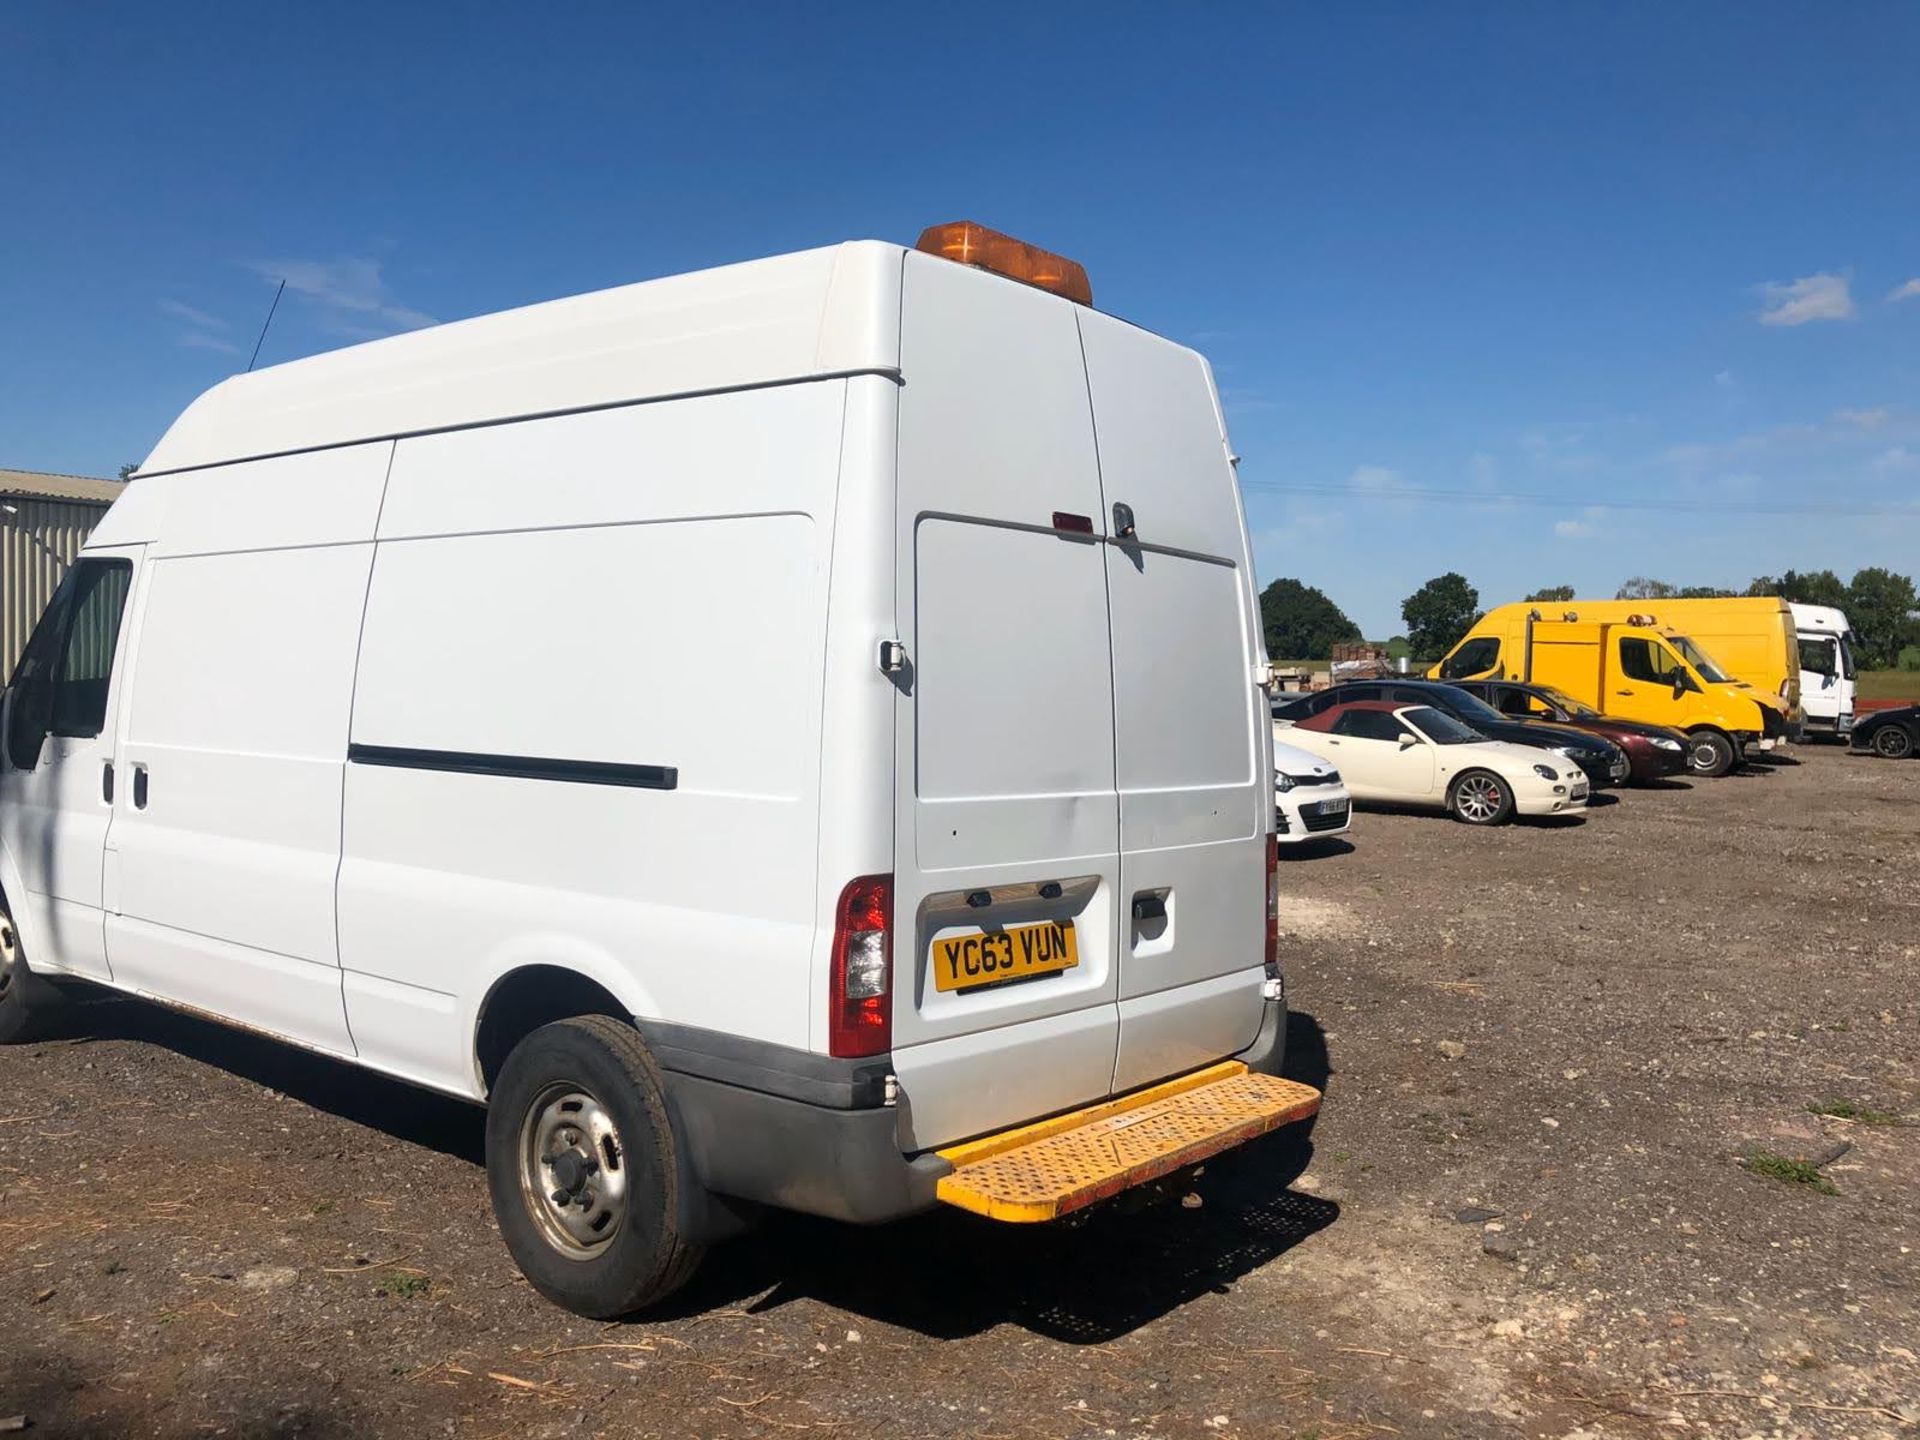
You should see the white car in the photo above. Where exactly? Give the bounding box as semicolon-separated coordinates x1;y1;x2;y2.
1273;734;1352;844
1278;701;1588;825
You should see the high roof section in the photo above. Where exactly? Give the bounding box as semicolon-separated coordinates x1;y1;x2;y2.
139;242;906;477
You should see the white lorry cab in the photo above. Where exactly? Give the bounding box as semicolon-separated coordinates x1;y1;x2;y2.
1789;602;1857;739
0;224;1319;1317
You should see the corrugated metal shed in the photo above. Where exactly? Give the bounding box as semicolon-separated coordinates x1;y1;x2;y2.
2;468;126;678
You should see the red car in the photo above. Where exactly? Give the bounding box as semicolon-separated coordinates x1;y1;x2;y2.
1452;680;1689;783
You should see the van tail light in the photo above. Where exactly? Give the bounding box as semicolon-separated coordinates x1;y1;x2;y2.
829;874;893;1059
1263;834;1281;978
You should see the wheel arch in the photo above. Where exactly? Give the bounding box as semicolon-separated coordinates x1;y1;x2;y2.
472;964;641;1098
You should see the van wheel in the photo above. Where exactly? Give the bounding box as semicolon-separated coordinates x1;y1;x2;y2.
485;1015;704;1318
1875;725;1914;760
1448;770;1514;826
1686;730;1736;777
0;900;63;1045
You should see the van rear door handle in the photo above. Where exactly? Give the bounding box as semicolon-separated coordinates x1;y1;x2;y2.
132;764;149;810
102;761;114;804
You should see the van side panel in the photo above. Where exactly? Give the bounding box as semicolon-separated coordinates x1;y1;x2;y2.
103;444;391;1053
337;384;843;1095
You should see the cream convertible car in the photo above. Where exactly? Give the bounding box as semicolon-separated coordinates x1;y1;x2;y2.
1277;700;1589;825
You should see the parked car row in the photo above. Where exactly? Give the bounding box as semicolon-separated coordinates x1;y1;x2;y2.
1429;596;1800;777
1271;676;1697;829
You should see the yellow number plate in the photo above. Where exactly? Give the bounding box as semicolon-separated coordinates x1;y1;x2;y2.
933;920;1079;993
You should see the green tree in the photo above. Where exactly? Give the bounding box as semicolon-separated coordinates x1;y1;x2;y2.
1675;585;1736;598
1616;577;1677;600
118;462;138;480
1746;568;1849;609
1526;585;1576;603
1845;567;1919;669
1401;572;1481;661
1258;577;1362;661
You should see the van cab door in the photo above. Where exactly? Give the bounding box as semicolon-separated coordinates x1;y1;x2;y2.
0;550;140;982
1078;310;1267;1093
888;254;1122;1151
1609;633;1691;726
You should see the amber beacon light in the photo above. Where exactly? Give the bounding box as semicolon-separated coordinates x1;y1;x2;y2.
913;221;1094;307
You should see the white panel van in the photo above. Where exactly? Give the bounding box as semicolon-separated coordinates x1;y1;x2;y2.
0;225;1318;1317
1789;602;1856;738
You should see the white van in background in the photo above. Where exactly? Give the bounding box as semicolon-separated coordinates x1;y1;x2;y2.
1790;602;1856;739
0;225;1318;1318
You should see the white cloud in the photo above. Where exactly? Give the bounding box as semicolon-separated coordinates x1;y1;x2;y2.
1347;464;1402;492
178;331;241;355
1887;278;1920;304
249;257;437;337
1553;505;1609;540
1871;446;1918;474
1834;407;1891;428
1755;272;1855;326
1465;452;1499;490
1714;369;1736;390
159;298;227;330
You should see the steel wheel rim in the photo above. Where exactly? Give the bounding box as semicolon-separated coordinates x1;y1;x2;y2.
1878;728;1912;759
0;916;16;1004
1456;775;1502;821
1688;738;1720;772
518;1083;629;1260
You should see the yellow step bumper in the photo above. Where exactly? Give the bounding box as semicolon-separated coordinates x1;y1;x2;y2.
934;1061;1322;1223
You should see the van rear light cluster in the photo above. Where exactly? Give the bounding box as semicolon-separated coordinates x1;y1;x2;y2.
1264;834;1281;978
829;874;893;1059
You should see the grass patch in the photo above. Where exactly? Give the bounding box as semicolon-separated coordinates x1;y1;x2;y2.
381;1274;431;1300
1809;1098;1903;1126
1742;1148;1837;1194
1857;670;1919;702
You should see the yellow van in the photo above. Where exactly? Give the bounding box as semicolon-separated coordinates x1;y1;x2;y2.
1430;604;1791;776
1537;597;1801;723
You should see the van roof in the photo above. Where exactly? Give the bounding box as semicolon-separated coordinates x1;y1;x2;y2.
137;242;911;476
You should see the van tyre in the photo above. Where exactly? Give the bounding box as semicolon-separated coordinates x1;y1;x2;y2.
1686;730;1736;778
1447;770;1514;826
0;899;63;1045
1875;725;1914;760
485;1015;705;1318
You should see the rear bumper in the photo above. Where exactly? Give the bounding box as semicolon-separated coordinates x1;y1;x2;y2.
641;994;1293;1228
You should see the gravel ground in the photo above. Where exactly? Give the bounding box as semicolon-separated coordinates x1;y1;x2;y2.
1;744;1915;1439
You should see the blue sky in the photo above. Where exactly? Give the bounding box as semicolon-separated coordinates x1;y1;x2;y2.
3;3;1916;635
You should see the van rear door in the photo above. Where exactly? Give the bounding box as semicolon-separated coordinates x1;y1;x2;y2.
888;254;1121;1151
1077;311;1268;1092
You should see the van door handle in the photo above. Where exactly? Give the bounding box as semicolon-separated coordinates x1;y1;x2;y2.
102;761;114;804
132;764;149;810
1614;689;1632;697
